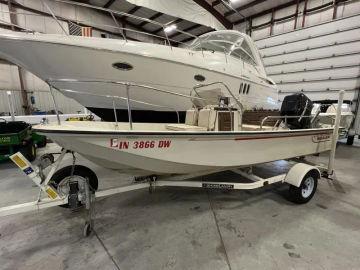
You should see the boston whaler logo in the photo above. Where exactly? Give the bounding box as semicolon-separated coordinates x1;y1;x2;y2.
202;183;234;189
312;133;331;143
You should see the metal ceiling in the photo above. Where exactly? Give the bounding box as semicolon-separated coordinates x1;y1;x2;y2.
33;0;352;43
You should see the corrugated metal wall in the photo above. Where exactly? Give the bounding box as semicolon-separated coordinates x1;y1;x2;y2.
256;14;360;105
232;0;360;111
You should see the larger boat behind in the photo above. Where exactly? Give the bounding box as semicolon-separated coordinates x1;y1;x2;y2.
0;30;279;122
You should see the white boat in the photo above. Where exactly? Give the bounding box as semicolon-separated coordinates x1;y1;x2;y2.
312;103;355;131
0;30;279;122
33;86;336;176
34;120;333;175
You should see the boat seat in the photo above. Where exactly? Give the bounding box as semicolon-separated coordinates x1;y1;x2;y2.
198;108;216;131
165;124;207;131
185;109;199;126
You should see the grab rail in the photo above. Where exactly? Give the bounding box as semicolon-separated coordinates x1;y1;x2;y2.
191;82;245;131
49;79;208;101
192;82;244;113
46;79;226;129
260;115;316;130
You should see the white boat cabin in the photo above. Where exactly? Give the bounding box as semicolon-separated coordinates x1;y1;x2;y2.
189;30;267;77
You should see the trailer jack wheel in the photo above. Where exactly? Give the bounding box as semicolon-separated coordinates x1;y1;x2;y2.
84;221;92;237
288;171;318;204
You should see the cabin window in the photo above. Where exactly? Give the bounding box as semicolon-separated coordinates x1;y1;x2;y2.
231;48;256;66
112;62;133;71
240;83;251;94
194;74;206;82
189;31;259;67
239;83;243;94
241;40;253;58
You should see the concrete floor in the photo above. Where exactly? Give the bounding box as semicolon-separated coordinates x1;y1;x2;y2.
0;139;359;270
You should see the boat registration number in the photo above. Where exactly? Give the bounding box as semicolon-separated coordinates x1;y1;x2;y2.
110;139;171;149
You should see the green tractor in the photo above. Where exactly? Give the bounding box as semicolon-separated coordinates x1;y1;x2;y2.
0;119;47;162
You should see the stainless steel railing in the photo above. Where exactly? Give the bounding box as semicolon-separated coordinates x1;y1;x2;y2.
260;112;341;130
46;78;344;132
192;82;244;113
46;78;214;129
192;82;246;131
260;115;315;130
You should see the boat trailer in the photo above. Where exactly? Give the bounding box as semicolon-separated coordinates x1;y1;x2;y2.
0;92;345;237
0;149;335;237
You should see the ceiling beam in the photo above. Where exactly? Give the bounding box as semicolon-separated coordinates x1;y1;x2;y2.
103;0;116;8
151;18;183;35
233;0;301;25
212;0;222;7
126;5;141;15
192;0;233;29
96;5;155;37
169;23;202;39
224;0;268;17
0;0;142;41
138;12;163;27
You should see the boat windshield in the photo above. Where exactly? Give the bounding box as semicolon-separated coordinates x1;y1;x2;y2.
190;32;258;66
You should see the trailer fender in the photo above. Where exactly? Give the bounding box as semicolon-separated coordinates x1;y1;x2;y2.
284;163;321;187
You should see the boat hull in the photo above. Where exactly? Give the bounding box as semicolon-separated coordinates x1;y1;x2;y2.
35;124;333;175
0;33;279;122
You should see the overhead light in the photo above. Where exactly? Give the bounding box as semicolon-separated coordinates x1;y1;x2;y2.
6;91;11;95
164;25;177;33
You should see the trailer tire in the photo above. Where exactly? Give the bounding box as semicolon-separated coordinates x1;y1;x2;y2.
346;135;354;146
288;171;318;204
51;165;98;208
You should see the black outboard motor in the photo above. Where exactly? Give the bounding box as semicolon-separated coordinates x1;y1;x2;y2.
280;93;313;129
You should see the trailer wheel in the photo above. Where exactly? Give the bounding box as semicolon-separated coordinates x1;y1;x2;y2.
83;222;92;237
346;135;355;146
288;171;318;204
51;165;98;208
